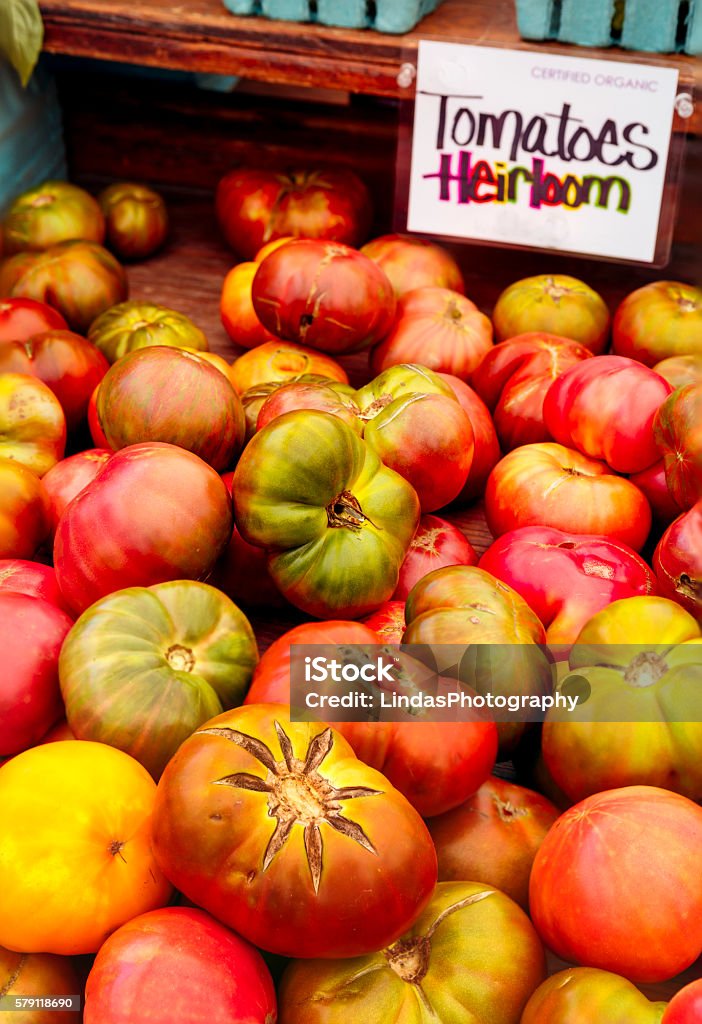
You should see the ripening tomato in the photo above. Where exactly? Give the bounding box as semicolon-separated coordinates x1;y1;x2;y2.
0;458;49;559
98;181;169;260
151;705;438;958
361;600;406;642
529;786;702;982
0;740;172;954
230;341;348;395
492;275;610;354
0;297;67;341
654;383;702;509
654;501;702;620
521;968;667;1024
437;372;501;503
88;301;208;363
2;180;105;254
394;515;477;600
0;373;66;476
612;281;702;366
360;234;465;297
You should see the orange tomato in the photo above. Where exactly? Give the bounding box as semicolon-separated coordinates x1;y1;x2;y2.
0;741;172;955
229;340;348;395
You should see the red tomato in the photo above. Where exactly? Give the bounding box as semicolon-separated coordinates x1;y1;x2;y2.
209;522;287;611
479;526;658;644
0;373;66;477
492;274;610;354
0;297;67;341
0;592;73;756
87;383;111;448
663;979;702;1023
529;786;702;982
0;559;68;610
230;340;348;395
630;460;682;526
370;286;493;380
394;514;477;600
471;332;593;451
0;329;109;431
654;501;702;620
438;372;501;503
361;600;406;643
252;239;396;355
216;167;372;259
41;448;112;536
544;355;673;474
612;281;702;366
257;380;362;435
152;705;438;958
84;907;277;1024
220;261;278;349
360;234;465;297
485;443;652;551
654;383;702;509
54;442;233;615
429;776;560;910
0;457;49;559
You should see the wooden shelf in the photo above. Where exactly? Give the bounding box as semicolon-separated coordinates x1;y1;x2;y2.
40;0;701;131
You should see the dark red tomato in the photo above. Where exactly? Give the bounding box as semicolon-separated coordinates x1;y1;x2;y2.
394;515;477;601
0;592;73;756
41;449;112;536
361;600;406;643
662;979;702;1023
216;167;372;259
84;907;277;1024
429;776;560;910
437;372;501;503
0;329;110;431
0;298;67;342
479;526;658;644
0;559;69;611
529;786;702;982
653;501;702;620
471;332;593;451
630;460;682;526
544;355;673;474
54;442;233;615
251;239;396;354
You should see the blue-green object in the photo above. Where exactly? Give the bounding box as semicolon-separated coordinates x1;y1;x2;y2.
0;58;67;216
222;0;445;33
515;0;701;53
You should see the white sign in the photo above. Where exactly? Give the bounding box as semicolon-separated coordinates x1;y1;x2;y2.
406;42;679;262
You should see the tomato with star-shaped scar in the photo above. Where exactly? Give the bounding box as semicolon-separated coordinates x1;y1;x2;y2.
151;705;438;959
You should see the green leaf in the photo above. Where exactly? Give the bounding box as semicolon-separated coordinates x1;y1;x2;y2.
0;0;44;87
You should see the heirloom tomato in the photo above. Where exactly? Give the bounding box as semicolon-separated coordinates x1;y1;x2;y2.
370;286;493;380
88;300;208;363
54;442;232;615
492;274;610;353
279;881;544;1024
543;355;672;474
98;181;168;260
654;353;702;389
360;234;465;297
612;281;702;366
2;180;104;254
0;945;82;1023
0;458;49;558
663;980;702;1023
654;500;702;619
215;167;372;258
521;968;667;1024
543;596;702;802
479;526;657;644
87;382;111;448
220;261;277;349
654;383;702;509
0;591;73;757
485;443;651;551
84;907;277;1024
0;297;67;341
0;559;66;608
529;786;702;982
257;379;362;434
97;346;245;470
0;373;65;476
251;239;396;354
362;600;406;642
242;376;354;439
151;705;438;958
630;460;682;525
471;332;592;450
0;240;128;333
394;515;477;600
232;411;419;618
230;341;348;395
437;372;501;502
245;620;497;818
0;740;172;954
0;329;109;431
59;580;258;778
210;523;287;610
429;777;559;911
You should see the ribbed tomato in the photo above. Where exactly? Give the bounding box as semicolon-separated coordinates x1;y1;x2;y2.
612;281;702;366
88;301;208;363
2;181;104;254
230;341;348;395
360;234;465;297
492;274;610;354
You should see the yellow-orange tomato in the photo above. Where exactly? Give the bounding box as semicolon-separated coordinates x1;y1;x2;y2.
0;741;172;955
181;347;237;389
230;340;348;395
0;373;66;476
220;262;278;351
254;236;295;262
0;457;49;558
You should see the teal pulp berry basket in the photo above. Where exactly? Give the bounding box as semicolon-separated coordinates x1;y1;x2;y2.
222;0;444;33
515;0;702;53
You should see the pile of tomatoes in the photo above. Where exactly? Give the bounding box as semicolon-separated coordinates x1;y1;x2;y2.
0;168;702;1024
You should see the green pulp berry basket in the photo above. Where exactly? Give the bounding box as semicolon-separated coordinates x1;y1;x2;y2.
222;0;444;33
